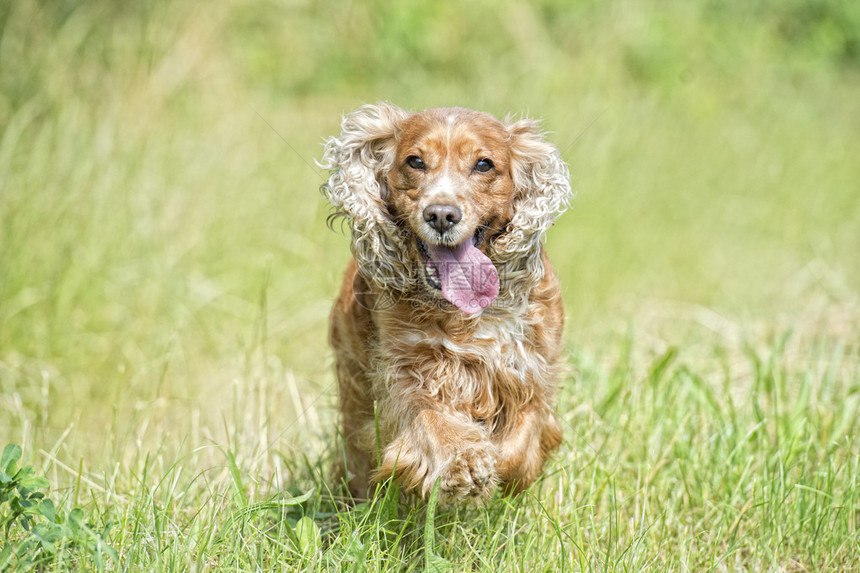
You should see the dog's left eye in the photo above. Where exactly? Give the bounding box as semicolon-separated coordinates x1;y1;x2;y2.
406;156;425;170
474;158;494;173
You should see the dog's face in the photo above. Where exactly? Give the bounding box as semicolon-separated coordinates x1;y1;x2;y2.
321;104;571;315
386;108;515;250
384;109;515;312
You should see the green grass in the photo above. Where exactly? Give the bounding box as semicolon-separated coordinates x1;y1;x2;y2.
1;0;859;570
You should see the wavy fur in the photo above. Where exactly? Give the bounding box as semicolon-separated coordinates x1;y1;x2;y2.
321;104;572;503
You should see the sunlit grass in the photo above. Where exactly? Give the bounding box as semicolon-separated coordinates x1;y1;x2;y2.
1;0;858;570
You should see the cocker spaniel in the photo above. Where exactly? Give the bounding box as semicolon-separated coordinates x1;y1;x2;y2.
320;103;572;503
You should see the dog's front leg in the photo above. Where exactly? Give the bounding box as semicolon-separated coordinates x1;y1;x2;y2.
374;408;497;503
493;407;562;495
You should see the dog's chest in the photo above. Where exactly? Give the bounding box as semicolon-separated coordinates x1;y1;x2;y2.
452;321;532;371
400;316;546;388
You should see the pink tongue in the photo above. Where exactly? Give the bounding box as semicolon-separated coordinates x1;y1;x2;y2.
426;241;499;314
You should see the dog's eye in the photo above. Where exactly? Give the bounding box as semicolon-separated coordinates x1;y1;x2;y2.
474;158;494;173
406;156;425;170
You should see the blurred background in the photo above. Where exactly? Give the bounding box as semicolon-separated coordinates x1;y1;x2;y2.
1;0;859;461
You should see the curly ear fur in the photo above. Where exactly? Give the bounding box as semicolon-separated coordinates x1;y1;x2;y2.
505;119;572;236
319;103;416;291
490;119;573;308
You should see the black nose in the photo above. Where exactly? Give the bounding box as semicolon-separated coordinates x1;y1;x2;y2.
423;204;462;234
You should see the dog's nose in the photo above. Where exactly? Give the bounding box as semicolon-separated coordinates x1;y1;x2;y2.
423;204;462;234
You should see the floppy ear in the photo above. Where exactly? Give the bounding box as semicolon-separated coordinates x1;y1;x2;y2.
500;119;572;245
319;103;415;291
489;119;572;303
319;102;410;225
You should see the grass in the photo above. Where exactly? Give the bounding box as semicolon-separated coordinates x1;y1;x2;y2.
1;0;859;570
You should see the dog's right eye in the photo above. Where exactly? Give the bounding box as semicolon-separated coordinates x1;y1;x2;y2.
406;156;425;170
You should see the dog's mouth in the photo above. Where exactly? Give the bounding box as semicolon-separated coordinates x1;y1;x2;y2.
416;227;499;314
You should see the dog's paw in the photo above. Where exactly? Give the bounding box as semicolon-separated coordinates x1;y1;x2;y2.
376;438;497;502
435;443;497;503
373;409;499;502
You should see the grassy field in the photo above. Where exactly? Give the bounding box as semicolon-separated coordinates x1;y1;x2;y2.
1;0;859;570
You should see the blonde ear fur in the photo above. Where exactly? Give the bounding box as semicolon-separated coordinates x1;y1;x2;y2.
490;119;572;309
319;103;416;291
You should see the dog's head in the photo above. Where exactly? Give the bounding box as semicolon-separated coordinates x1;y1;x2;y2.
321;103;571;314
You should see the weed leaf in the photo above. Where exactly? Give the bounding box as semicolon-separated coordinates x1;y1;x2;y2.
1;444;22;474
424;479;454;572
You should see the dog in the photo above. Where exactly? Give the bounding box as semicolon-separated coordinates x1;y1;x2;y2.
320;103;572;503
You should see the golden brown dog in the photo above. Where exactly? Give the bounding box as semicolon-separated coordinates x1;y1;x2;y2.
320;104;571;503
